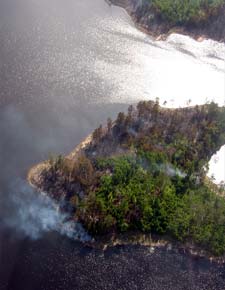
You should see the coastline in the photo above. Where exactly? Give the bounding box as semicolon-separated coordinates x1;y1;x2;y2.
27;101;225;261
27;133;225;263
94;232;225;264
27;134;93;192
109;0;225;42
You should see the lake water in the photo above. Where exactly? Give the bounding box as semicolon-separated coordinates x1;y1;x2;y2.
0;0;225;289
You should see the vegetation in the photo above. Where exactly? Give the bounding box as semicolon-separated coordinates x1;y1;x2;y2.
77;153;225;256
150;0;224;25
41;101;225;256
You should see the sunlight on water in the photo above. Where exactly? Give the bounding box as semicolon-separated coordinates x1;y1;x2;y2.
92;7;225;183
0;0;224;182
93;13;225;106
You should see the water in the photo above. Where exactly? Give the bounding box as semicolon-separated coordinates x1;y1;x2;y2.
0;0;225;289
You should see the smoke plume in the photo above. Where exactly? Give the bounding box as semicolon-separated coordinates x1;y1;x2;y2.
3;179;91;242
163;163;187;178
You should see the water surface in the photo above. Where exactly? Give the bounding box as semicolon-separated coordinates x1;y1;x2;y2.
0;0;225;289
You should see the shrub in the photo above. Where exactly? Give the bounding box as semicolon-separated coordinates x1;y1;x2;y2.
151;0;224;24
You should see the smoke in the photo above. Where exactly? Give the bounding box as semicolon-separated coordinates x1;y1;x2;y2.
163;163;187;178
3;179;91;242
137;154;187;178
132;0;144;9
127;127;138;137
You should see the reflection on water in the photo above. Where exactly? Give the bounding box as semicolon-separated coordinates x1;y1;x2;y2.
0;0;225;288
0;0;224;107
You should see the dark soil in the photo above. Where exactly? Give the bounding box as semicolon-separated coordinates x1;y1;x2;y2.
6;233;225;290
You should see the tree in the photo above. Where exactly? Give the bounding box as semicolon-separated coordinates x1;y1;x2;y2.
116;112;126;125
93;125;103;142
72;155;94;186
107;118;113;133
128;105;134;116
152;0;224;25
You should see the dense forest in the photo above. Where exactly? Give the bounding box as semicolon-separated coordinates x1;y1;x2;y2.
36;101;225;255
150;0;224;25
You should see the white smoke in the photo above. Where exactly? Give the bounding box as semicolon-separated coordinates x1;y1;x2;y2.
163;163;187;178
4;179;91;242
138;156;187;178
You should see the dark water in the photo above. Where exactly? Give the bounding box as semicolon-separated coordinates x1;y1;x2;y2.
0;0;225;289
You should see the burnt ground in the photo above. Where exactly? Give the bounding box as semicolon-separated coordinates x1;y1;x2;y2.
6;232;225;290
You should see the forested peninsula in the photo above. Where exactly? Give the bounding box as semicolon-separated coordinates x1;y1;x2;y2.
110;0;225;41
28;101;225;256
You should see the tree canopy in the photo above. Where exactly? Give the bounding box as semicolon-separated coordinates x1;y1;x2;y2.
41;101;225;256
150;0;224;24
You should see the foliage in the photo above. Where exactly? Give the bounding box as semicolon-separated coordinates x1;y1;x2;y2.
45;101;225;255
79;154;177;234
169;188;225;255
78;154;225;255
150;0;224;24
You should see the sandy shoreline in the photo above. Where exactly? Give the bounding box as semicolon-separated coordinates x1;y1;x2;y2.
27;133;93;190
109;0;225;42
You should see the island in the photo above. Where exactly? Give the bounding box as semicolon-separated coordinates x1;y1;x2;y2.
110;0;225;42
28;100;225;256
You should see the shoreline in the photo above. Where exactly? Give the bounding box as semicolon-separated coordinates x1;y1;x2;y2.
109;0;225;42
87;230;225;264
27;134;225;263
27;102;225;262
27;134;93;193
